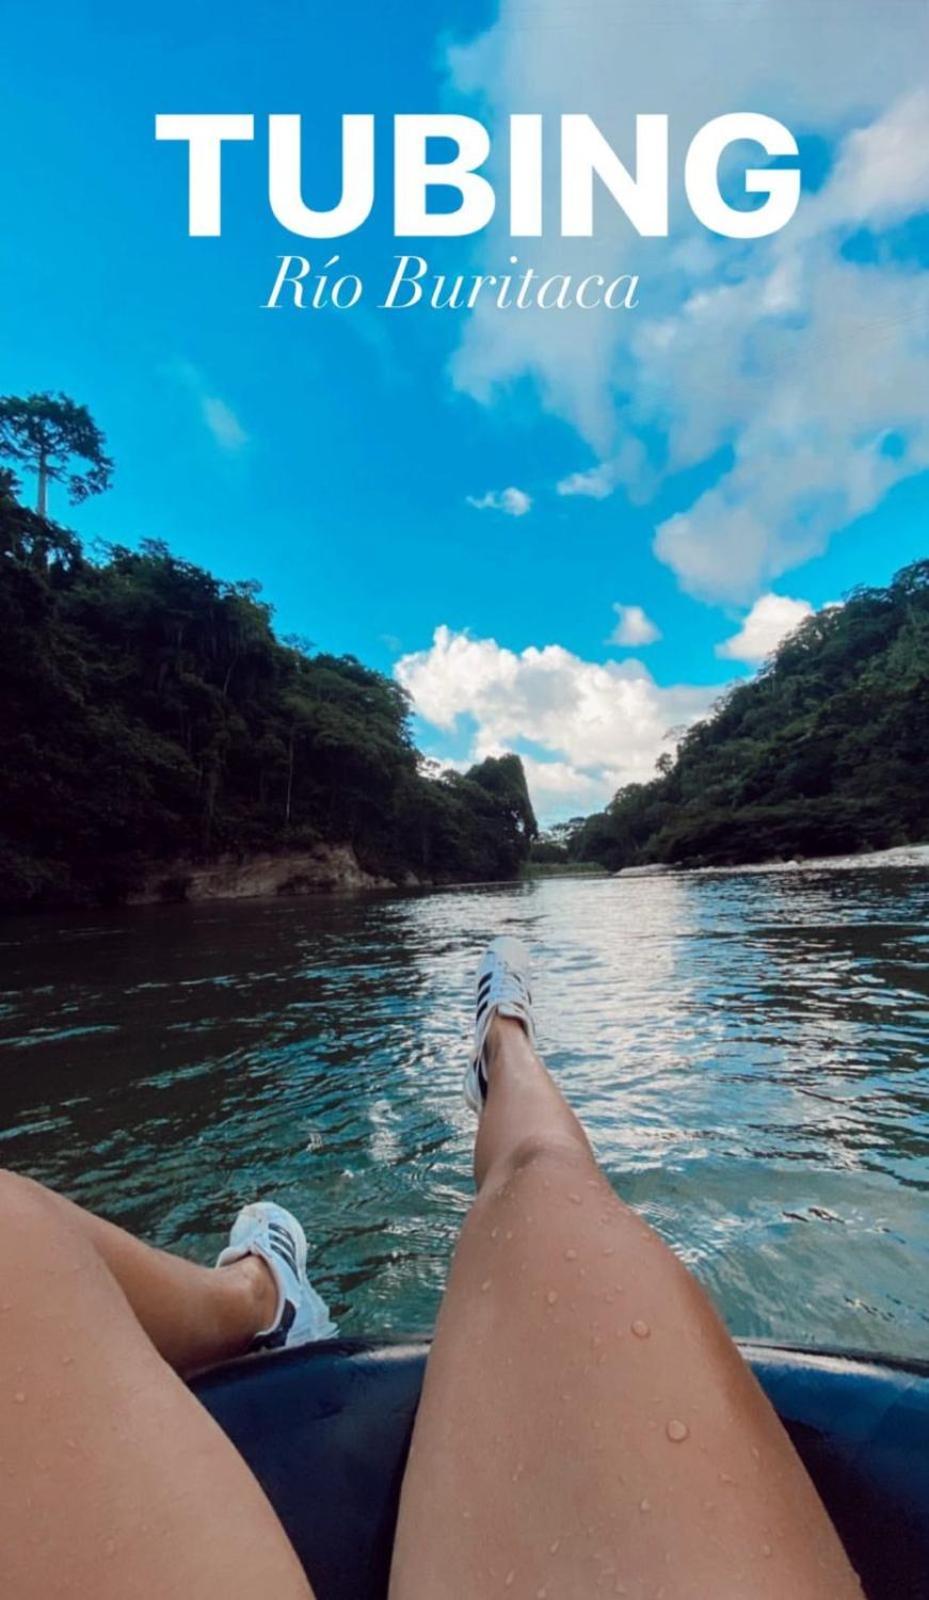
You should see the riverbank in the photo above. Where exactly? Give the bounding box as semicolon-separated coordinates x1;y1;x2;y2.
521;862;610;880
615;842;929;879
127;844;424;905
129;838;929;907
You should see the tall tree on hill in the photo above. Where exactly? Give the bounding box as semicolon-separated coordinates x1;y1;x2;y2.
0;392;113;516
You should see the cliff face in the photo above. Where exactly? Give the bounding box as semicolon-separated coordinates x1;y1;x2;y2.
128;844;407;905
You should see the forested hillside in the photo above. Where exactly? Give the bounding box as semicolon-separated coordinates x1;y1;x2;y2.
574;560;929;871
0;485;537;909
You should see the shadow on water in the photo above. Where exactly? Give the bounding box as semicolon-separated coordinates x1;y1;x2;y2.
0;869;927;1351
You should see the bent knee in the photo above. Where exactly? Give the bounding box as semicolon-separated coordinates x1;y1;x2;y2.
483;1132;592;1198
0;1168;65;1240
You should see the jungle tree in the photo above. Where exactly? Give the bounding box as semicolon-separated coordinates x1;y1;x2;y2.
0;392;113;516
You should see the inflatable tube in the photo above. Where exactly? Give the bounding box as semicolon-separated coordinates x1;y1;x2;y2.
192;1338;929;1600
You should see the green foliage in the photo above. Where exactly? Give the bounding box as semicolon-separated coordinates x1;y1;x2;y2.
0;392;114;514
530;840;569;865
530;820;586;865
0;503;536;908
574;561;929;871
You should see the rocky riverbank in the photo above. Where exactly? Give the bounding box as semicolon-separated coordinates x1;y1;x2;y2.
128;844;423;905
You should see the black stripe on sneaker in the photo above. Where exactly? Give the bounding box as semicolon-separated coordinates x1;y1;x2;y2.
250;1298;297;1354
477;973;492;996
268;1226;298;1275
476;998;490;1024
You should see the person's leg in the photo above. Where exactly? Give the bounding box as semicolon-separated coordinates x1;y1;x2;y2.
2;1168;277;1374
390;1018;863;1600
0;1167;317;1600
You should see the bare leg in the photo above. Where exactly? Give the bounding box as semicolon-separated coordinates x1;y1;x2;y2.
390;1020;863;1599
0;1169;316;1600
2;1170;276;1375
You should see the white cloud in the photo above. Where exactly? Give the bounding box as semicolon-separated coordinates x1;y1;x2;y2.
466;485;533;517
396;625;717;820
716;593;813;663
610;603;661;647
557;463;616;501
445;4;929;601
174;362;249;452
798;88;929;239
201;395;249;451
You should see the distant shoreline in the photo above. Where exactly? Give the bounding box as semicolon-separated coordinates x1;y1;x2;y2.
614;842;929;880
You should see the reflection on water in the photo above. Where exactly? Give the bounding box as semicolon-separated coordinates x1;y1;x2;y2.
0;869;927;1355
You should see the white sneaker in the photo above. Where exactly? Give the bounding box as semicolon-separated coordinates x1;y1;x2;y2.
463;935;537;1113
216;1200;337;1352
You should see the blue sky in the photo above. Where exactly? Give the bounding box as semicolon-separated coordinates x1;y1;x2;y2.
2;0;928;820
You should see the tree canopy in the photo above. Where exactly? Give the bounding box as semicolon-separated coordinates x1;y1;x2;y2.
0;392;114;516
0;496;536;909
571;561;929;872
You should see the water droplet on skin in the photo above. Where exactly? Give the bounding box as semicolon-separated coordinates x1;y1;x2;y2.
505;1573;516;1589
61;1355;75;1367
505;1231;513;1241
763;1543;772;1558
482;1280;492;1293
13;1393;25;1404
752;1446;761;1461
105;1540;117;1558
719;1472;735;1486
550;1538;561;1554
639;1498;651;1514
666;1419;689;1443
632;1320;651;1339
537;1589;548;1599
602;1246;615;1257
565;1248;578;1261
569;1193;582;1205
491;1228;499;1240
547;1289;559;1306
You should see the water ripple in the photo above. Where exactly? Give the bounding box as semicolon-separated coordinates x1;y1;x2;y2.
0;867;927;1354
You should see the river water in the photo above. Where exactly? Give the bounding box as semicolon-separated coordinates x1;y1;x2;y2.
1;866;927;1357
